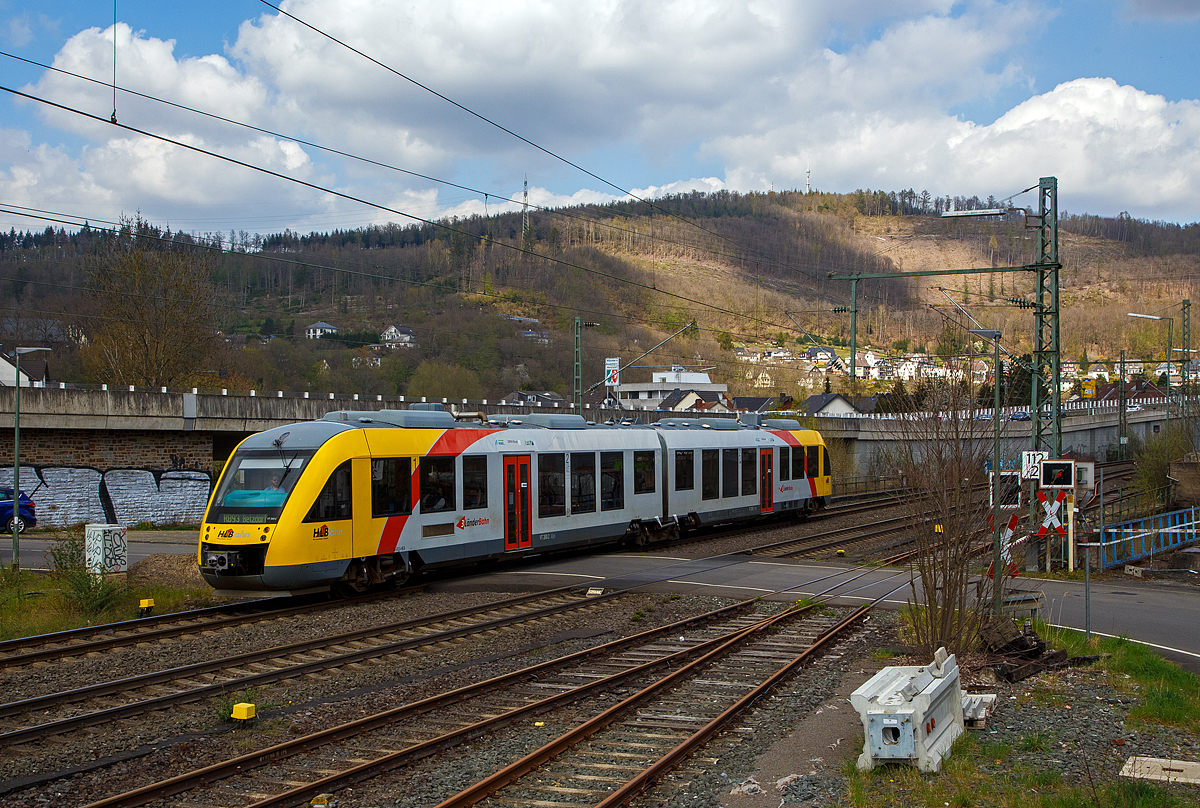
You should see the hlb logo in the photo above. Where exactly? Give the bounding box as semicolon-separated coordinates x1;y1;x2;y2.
313;525;330;538
217;528;236;539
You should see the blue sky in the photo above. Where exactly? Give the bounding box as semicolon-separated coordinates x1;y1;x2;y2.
1;0;1198;236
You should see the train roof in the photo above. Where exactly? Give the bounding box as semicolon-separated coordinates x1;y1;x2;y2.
317;409;809;432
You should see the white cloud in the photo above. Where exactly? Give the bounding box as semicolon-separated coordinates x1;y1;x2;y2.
4;14;32;47
3;1;1199;232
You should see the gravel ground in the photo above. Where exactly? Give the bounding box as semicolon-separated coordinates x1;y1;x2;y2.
5;572;1198;808
0;589;738;803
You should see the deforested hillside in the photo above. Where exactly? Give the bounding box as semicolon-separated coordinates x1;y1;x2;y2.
0;192;1195;401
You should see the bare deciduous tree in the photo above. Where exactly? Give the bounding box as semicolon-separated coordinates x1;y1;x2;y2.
81;217;223;387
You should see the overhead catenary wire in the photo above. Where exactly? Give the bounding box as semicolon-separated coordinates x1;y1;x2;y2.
0;84;809;340
0;49;847;281
256;0;827;282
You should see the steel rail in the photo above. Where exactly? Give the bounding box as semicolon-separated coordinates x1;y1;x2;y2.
748;514;919;556
106;568;883;808
0;586;427;668
75;599;765;808
593;604;871;807
0;587;609;746
431;605;863;808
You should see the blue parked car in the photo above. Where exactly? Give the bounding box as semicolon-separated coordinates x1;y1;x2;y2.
0;488;36;533
1009;410;1032;421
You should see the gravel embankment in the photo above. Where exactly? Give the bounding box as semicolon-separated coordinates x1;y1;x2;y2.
1;590;737;802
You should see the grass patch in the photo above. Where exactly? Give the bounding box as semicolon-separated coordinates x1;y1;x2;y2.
0;529;217;640
1044;623;1200;732
844;622;1200;807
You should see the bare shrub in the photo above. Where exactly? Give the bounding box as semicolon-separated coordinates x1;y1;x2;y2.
877;380;1006;655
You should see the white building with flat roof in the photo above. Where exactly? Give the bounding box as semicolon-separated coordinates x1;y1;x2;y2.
615;366;727;410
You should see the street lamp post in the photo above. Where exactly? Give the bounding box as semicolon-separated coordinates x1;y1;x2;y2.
10;347;49;579
1128;313;1174;481
970;328;1004;615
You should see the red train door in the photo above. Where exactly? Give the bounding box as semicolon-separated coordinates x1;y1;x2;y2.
504;456;532;551
759;448;774;513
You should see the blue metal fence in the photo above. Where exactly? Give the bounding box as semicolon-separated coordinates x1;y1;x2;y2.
1099;506;1200;568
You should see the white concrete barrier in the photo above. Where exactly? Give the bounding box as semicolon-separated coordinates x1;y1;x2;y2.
851;646;965;772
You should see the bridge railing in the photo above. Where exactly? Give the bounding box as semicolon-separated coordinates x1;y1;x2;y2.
833;474;907;497
1100;482;1175;525
1098;501;1199;568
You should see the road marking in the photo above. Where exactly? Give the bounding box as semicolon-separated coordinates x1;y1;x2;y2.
665;580;775;593
608;555;690;561
500;571;604;579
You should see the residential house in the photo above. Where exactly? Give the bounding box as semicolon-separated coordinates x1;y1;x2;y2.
0;353;45;387
800;393;860;416
732;396;776;413
503;390;566;407
380;324;416;347
616;367;727;410
305;321;339;339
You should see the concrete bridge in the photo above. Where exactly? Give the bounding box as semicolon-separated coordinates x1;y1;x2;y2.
0;385;1168;527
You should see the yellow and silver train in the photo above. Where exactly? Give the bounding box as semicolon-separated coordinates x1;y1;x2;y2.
198;409;831;595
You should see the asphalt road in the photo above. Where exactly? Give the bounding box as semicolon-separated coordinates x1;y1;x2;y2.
4;532;1197;675
0;530;198;570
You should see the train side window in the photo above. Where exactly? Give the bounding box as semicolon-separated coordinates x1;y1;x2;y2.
538;453;567;517
793;446;806;479
600;451;624;511
571;452;596;514
463;456;488;510
675;450;695;491
779;447;791;481
741;448;757;496
420;456;456;513
701;449;719;500
721;449;738;498
633;451;655;494
304;460;352;522
371;458;412;518
822;446;831;477
807;446;819;479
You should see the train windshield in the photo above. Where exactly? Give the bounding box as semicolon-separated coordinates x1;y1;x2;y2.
207;450;312;524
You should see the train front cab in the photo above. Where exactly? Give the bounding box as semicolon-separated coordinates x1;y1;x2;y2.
199;421;366;595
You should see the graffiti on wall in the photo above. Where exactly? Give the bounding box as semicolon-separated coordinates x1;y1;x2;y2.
0;465;213;528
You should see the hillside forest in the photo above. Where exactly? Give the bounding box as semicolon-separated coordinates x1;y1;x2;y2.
2;188;1198;405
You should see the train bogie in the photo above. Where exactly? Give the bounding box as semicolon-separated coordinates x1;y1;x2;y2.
197;411;832;596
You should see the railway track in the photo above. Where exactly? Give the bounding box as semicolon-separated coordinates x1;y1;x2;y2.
746;514;921;561
433;606;866;808
0;587;429;668
0;587;616;749
65;570;885;808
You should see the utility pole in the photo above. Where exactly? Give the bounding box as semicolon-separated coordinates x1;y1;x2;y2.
1031;177;1062;457
849;279;859;383
1119;350;1128;460
522;176;529;244
1183;299;1192;448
